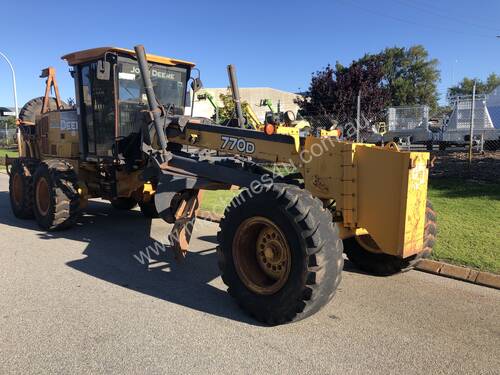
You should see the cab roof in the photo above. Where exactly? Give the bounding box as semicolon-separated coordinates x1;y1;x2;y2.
61;47;195;67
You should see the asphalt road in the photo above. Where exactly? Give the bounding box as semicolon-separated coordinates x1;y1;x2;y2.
0;172;499;374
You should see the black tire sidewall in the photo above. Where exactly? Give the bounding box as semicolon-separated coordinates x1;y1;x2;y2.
9;160;33;219
19;97;68;124
344;200;436;275
33;164;56;230
220;189;308;317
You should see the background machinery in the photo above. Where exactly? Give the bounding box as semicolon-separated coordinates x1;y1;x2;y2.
7;45;436;325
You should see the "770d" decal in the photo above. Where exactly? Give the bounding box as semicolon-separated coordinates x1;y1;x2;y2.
220;136;256;154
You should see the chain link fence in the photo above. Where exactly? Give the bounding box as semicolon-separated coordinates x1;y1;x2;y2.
300;102;499;182
0;129;17;168
0;128;17;147
1;106;498;181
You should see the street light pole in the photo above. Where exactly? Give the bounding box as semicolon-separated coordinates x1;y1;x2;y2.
0;51;19;145
0;51;19;118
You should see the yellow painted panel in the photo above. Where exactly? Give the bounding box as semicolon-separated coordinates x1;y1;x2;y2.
302;136;343;201
170;127;300;163
40;111;80;158
355;146;429;257
62;47;195;67
400;153;429;257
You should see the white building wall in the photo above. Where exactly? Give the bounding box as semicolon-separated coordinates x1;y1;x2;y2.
186;87;303;121
487;85;500;106
487;85;500;128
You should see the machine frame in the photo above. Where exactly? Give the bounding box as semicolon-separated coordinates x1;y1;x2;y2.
6;45;437;325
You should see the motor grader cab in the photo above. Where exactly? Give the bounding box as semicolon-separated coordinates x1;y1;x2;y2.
12;47;197;220
7;45;436;325
63;47;192;160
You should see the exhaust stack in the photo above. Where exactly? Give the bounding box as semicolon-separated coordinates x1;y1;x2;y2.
227;64;245;128
134;44;169;157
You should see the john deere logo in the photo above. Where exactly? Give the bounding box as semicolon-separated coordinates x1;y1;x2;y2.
131;66;176;80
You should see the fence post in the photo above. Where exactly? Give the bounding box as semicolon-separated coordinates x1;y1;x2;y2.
468;82;476;165
356;90;361;142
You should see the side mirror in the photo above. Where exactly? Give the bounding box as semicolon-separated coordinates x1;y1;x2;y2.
97;60;110;80
190;77;203;93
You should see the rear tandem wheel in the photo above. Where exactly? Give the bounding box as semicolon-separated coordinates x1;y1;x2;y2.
8;159;37;219
33;162;81;231
343;200;437;276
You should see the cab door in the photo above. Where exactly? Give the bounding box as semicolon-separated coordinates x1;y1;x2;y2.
78;61;116;157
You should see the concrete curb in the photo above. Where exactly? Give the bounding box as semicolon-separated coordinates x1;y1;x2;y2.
415;259;500;290
196;212;499;290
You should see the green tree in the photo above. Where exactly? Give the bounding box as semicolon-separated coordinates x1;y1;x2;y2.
333;55;390;123
376;45;440;111
214;89;249;124
485;73;500;92
296;55;390;124
448;73;500;97
0;116;16;129
297;45;441;123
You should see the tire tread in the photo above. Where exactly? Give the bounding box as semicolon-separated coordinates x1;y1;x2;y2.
217;183;343;324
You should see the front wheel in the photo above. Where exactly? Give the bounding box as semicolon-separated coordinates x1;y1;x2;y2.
217;184;343;325
344;200;437;276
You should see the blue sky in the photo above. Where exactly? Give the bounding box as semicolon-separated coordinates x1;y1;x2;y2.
0;0;499;107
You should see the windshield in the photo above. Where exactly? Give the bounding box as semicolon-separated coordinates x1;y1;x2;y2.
117;56;188;136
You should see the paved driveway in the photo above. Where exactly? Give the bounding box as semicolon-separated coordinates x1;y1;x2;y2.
0;173;498;374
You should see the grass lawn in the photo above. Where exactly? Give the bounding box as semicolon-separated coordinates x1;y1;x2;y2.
427;179;499;274
201;189;237;215
201;178;500;274
0;147;19;159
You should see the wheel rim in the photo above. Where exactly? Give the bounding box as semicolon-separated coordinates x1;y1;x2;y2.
36;177;50;216
12;173;24;206
355;234;383;254
232;216;291;295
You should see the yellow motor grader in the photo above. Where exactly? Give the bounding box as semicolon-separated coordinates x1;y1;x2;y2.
7;45;436;325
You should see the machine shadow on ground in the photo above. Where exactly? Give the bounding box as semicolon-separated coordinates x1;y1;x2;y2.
0;189;371;324
0;191;262;326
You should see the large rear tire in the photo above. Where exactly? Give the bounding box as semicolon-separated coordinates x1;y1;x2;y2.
344;200;437;276
217;184;343;325
9;159;37;219
19;97;68;124
33;161;81;231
